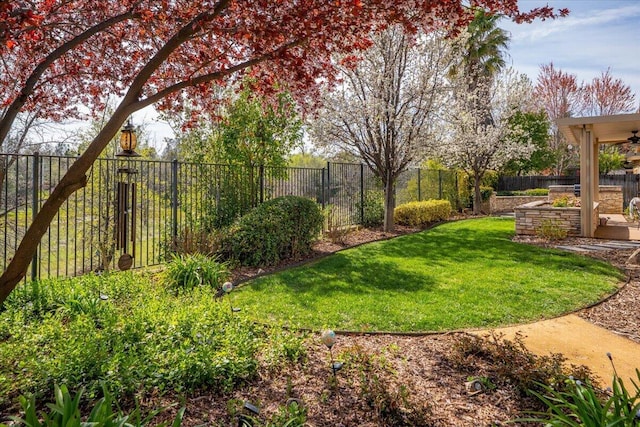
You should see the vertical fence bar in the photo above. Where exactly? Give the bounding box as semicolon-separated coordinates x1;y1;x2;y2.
30;152;40;281
438;170;443;200
417;168;421;201
171;159;178;249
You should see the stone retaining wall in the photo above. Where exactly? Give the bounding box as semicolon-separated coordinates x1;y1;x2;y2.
514;200;582;236
548;185;622;214
490;195;547;213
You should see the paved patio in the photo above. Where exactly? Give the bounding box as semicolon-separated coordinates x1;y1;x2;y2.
594;213;640;241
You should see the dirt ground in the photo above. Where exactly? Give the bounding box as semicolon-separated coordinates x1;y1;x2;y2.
167;225;640;426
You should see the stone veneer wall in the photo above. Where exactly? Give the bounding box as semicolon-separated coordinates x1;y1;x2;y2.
514;200;582;236
490;195;547;213
548;185;622;214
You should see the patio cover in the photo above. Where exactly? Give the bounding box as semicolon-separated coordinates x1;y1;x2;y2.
558;113;640;237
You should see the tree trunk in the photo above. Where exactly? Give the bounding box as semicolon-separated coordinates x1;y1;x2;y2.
383;178;396;232
0;111;128;304
473;174;483;215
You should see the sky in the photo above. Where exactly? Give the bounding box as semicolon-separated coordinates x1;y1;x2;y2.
110;0;640;151
501;0;640;102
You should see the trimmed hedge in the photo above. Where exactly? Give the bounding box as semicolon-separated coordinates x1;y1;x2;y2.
496;188;549;197
220;196;323;267
394;199;452;227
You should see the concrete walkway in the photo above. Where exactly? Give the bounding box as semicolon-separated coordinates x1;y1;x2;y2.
480;314;639;385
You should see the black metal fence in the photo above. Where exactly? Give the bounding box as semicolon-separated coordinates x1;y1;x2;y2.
1;153;461;280
497;174;640;207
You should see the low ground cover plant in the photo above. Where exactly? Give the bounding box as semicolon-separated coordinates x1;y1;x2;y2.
0;271;305;416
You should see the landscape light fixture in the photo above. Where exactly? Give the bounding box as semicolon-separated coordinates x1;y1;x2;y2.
116;120;141;157
628;130;640;144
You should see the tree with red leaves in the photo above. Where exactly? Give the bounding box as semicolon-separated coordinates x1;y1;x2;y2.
582;68;636;116
534;62;583;175
0;0;567;303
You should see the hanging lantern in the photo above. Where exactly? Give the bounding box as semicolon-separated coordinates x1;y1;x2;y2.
116;120;141;157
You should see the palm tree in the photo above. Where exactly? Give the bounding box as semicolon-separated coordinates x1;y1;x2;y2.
450;9;510;87
448;9;511;214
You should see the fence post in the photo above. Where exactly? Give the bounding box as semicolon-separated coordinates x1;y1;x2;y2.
417;168;421;201
31;152;40;281
326;161;330;208
438;170;443;200
171;159;178;248
321;167;326;209
360;163;364;224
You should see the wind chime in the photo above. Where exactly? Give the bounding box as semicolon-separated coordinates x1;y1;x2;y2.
115;121;140;270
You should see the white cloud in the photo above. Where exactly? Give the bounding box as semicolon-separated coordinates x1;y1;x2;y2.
508;4;640;42
504;0;640;100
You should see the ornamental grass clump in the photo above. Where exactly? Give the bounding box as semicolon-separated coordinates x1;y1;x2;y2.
162;253;229;293
520;354;640;426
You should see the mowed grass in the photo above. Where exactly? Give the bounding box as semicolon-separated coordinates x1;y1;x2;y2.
232;217;623;332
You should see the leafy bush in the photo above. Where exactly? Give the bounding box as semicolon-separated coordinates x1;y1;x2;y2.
357;190;384;228
3;384;184;427
220;196;323;267
536;219;568;241
552;196;580;207
394;199;452;227
162;253;229;293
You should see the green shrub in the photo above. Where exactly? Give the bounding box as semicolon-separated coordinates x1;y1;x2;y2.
536;219;568;241
523;188;549;196
162;253;229;293
552;196;580;208
220;196;323;267
356;190;384;228
394;200;452;227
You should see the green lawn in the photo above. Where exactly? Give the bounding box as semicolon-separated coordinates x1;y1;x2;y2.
232;217;623;332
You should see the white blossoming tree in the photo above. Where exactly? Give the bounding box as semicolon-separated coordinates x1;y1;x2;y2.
310;26;455;231
437;68;536;214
